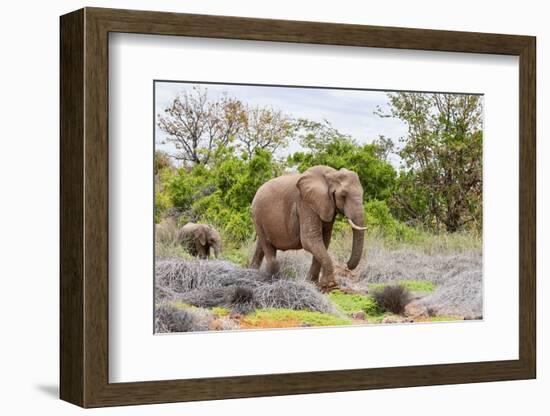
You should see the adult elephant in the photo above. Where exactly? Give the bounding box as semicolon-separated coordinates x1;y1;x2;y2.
178;222;222;259
250;165;366;292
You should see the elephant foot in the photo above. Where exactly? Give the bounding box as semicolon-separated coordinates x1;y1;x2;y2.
249;261;261;270
306;275;320;284
319;280;339;293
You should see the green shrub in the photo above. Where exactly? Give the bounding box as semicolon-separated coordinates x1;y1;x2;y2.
155;149;278;247
154;189;172;224
364;200;422;244
165;164;215;211
287;133;396;201
222;247;251;267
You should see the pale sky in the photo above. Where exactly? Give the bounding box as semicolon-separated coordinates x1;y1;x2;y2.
154;81;408;165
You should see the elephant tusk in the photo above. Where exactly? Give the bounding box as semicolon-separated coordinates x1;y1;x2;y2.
347;218;367;231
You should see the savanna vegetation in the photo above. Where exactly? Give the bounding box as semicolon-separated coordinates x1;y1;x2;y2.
154;85;483;332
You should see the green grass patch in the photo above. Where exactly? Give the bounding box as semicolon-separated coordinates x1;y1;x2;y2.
211;307;230;317
369;280;435;293
166;301;194;310
242;308;352;328
279;266;298;279
328;290;385;316
221;247;250;267
155;243;193;259
418;315;464;322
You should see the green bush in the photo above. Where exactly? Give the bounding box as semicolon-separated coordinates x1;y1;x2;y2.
288;136;396;201
165;164;215;211
364;200;422;244
154;189;172;224
155;149;279;246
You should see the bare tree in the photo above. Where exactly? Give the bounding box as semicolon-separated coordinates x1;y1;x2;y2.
372;135;395;162
157;86;246;166
236;106;293;159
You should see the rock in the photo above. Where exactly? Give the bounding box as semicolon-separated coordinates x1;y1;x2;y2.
404;301;429;318
381;315;412;324
337;279;370;294
351;311;366;320
333;259;366;281
209;316;239;331
229;312;243;320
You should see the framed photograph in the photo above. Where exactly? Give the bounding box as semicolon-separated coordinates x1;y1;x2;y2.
60;7;536;408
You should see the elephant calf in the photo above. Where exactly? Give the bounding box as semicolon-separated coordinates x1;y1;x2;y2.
178;222;222;259
250;165;366;292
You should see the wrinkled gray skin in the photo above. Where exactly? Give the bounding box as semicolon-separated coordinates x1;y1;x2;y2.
250;165;366;292
178;223;222;259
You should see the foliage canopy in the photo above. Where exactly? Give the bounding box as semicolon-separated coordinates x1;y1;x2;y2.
379;92;483;232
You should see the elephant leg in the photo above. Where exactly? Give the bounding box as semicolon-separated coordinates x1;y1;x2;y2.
306;241;335;291
189;246;198;257
250;240;264;269
183;238;196;257
196;242;207;259
307;259;321;283
322;221;334;248
307;222;334;283
262;242;279;276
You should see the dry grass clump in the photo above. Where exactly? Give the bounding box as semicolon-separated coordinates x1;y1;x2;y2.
177;286;257;314
411;231;482;255
254;280;336;312
416;270;482;319
155;228;483;328
359;248;482;319
360;249;481;285
372;285;412;315
277;250;312;280
155;302;242;333
155;258;337;314
155;284;179;302
155;217;180;246
155;258;270;294
155;303;212;333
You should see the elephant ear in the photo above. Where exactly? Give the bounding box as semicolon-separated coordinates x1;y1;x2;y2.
296;170;335;222
194;227;207;246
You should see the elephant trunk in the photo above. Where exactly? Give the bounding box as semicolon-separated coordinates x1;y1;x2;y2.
346;208;365;270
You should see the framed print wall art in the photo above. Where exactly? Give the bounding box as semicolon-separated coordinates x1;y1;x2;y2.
60;7;536;408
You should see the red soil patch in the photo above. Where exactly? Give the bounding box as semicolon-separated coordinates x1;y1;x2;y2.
239;317;302;329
